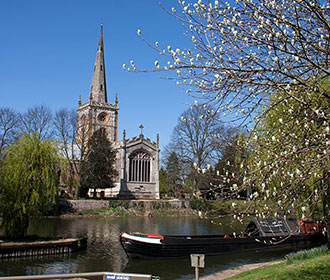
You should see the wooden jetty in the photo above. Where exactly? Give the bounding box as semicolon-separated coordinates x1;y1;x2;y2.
0;237;87;259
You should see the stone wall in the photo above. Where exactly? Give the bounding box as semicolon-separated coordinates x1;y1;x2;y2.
60;199;190;213
60;200;109;213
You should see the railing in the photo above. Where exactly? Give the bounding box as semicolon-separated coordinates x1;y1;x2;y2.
0;272;160;280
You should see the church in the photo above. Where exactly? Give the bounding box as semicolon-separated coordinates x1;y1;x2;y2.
76;26;160;199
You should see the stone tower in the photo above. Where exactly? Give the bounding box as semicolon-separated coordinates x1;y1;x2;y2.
77;25;118;142
75;26;159;199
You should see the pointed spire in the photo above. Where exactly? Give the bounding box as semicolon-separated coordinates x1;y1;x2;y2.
115;93;118;107
89;24;107;103
78;95;82;107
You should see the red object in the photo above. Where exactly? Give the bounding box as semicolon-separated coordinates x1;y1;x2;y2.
145;233;164;239
224;235;230;238
298;219;322;234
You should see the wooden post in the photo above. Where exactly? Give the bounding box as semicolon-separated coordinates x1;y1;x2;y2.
195;266;199;280
191;254;205;280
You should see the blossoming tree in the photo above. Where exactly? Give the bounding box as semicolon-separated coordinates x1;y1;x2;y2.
128;0;330;238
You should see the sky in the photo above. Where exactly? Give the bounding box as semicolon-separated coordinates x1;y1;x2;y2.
0;0;194;152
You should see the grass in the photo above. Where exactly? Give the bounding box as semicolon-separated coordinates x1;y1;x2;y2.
228;246;330;280
77;206;196;217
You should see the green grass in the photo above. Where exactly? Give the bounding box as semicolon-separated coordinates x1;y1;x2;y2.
285;246;329;263
228;246;330;280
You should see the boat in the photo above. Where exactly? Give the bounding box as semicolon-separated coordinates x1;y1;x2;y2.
120;218;327;258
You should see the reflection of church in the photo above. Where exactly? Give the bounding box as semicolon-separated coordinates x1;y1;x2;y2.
77;26;159;199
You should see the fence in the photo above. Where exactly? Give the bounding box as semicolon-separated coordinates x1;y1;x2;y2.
0;272;160;280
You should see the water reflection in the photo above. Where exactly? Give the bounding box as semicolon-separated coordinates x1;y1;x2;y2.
0;216;304;279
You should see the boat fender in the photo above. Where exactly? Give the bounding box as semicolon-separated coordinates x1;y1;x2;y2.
224;235;230;238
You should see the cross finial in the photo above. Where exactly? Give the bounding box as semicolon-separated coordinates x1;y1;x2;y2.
139;124;144;136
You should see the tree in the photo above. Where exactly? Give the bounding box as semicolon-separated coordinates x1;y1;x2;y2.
0;107;21;158
80;129;118;198
133;0;330;236
134;0;329;121
164;152;182;196
0;133;61;238
54;108;80;198
244;82;330;222
159;167;169;197
213;133;247;199
164;104;231;192
22;105;53;139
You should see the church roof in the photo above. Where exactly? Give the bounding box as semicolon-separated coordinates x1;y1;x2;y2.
89;24;108;103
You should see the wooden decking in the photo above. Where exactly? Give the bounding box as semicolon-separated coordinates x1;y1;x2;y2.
0;237;87;259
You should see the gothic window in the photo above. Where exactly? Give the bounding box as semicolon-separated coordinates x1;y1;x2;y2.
100;84;103;91
100;127;107;137
100;65;103;71
129;151;151;182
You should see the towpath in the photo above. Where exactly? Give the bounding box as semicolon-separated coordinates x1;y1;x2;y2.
200;260;281;280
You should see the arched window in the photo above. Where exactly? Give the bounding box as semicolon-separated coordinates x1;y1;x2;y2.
129;151;151;182
100;127;107;137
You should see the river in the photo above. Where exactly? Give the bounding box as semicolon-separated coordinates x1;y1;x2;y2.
0;216;306;279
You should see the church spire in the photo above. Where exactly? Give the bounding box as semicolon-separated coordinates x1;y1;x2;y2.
89;24;107;103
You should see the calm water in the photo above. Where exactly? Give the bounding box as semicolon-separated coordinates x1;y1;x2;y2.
0;216;308;279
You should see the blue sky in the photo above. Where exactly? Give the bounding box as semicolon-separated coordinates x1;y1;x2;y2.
0;0;193;151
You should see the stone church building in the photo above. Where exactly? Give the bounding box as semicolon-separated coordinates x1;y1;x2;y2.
76;26;160;199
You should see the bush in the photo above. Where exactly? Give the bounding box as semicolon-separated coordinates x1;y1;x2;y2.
108;200;130;209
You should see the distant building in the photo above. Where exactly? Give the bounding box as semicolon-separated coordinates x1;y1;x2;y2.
76;26;159;199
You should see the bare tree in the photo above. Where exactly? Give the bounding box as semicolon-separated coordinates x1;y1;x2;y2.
54;109;79;197
0;107;21;158
54;108;90;199
22;105;53;139
164;104;228;191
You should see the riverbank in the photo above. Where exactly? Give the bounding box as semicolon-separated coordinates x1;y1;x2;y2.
202;246;330;280
59;199;254;217
60;199;197;217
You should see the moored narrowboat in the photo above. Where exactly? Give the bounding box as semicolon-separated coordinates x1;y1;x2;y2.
120;218;327;259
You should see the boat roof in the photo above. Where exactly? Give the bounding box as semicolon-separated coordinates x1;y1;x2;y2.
244;218;300;237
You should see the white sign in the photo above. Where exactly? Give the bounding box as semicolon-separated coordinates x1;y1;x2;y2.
190;254;205;268
104;275;130;280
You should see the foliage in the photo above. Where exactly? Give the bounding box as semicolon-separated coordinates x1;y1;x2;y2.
80;129;118;198
162;152;183;196
0;133;61;238
108;200;130;209
132;0;330;237
159;167;169;197
241;83;330;222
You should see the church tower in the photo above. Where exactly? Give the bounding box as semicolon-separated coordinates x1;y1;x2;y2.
77;25;118;142
74;25;159;200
